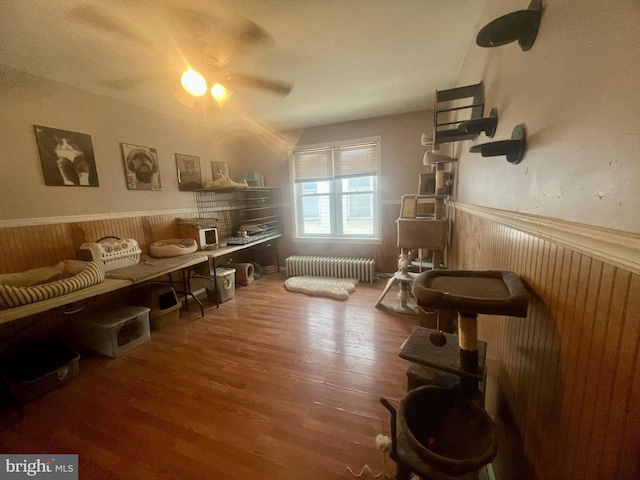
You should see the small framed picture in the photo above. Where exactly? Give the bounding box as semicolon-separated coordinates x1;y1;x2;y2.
175;153;203;191
121;143;161;190
211;161;230;181
34;125;99;187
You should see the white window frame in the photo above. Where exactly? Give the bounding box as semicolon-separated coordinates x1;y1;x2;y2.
289;136;381;243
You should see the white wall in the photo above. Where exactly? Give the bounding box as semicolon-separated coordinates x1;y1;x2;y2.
233;110;435;206
0;65;434;224
6;0;636;234
454;0;640;233
0;66;241;222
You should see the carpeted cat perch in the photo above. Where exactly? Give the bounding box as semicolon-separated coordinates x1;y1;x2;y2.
284;276;358;300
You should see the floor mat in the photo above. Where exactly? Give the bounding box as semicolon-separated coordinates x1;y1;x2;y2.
284;276;358;300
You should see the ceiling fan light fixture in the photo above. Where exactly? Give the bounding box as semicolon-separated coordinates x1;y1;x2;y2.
181;70;207;96
211;83;233;106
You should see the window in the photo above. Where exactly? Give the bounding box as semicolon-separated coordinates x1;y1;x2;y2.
290;136;380;241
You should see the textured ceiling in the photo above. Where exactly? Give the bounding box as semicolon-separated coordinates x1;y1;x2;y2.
0;0;485;131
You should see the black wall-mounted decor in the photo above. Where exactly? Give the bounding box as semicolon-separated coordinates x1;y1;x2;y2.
476;0;542;52
433;82;486;146
458;108;498;138
469;124;527;165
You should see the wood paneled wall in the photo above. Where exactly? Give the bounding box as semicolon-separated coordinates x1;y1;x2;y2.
449;208;640;480
0;206;407;345
0;204;405;276
0;214;185;274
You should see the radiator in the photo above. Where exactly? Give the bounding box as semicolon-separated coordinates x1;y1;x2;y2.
285;255;376;283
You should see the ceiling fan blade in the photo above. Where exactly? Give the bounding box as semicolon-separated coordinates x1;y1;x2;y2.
225;72;294;96
233;19;274;49
68;6;151;46
200;21;274;67
171;8;216;40
173;8;275;67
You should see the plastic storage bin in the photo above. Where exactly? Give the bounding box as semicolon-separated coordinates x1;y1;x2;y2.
0;337;80;403
211;267;235;303
129;283;182;330
72;306;150;358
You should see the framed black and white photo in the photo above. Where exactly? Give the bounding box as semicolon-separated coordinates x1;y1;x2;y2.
121;143;161;190
211;161;230;181
175;153;203;191
34;125;99;187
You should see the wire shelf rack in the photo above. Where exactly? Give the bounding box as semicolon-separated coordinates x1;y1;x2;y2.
194;188;283;242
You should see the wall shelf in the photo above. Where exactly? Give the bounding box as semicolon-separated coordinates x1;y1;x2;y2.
433;83;486;146
469;124;527;165
475;0;543;52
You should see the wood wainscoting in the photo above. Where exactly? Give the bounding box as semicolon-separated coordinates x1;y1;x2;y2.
0;203;407;277
0;205;407;339
449;204;640;480
0;213;186;274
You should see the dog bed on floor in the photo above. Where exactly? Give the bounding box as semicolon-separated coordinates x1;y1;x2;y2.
284;276;358;300
0;260;106;309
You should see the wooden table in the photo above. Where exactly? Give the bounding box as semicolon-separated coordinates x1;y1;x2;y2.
0;254;210;325
0;234;282;324
202;233;282;307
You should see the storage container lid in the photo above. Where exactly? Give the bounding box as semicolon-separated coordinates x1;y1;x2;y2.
75;305;150;327
215;267;236;276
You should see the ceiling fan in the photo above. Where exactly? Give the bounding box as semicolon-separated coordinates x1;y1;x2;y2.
170;8;294;108
69;5;294;107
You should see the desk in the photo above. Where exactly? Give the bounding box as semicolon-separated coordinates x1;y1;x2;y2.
0;279;131;325
205;234;282;262
105;253;209;284
0;234;281;325
0;254;209;326
202;233;282;308
106;253;210;317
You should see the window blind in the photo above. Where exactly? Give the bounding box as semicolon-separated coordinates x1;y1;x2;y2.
334;142;378;179
291;149;332;182
291;138;379;183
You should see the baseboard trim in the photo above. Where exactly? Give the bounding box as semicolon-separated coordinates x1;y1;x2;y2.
454;202;640;275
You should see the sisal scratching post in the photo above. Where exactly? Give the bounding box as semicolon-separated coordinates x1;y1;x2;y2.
458;313;479;395
435;163;446;195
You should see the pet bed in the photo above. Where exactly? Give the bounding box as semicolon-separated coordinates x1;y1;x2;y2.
0;260;105;309
284;276;358;300
149;238;198;258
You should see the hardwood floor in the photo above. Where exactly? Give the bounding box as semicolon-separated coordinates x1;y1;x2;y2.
0;272;419;479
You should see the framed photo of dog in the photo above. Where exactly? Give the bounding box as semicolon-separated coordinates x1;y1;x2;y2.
121;143;161;190
34;125;99;187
